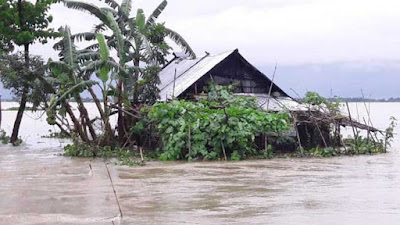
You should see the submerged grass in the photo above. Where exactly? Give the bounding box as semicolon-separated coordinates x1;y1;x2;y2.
63;142;148;166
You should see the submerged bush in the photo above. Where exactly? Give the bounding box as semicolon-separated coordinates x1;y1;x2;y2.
147;83;290;161
308;147;336;157
0;130;22;146
0;130;9;145
64;142;142;166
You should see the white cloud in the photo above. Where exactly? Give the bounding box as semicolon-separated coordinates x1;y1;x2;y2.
27;0;400;66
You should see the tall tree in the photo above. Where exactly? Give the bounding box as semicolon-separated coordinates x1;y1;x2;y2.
0;0;57;143
0;53;54;139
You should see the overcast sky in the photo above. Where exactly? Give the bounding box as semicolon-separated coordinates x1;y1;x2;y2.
2;0;400;98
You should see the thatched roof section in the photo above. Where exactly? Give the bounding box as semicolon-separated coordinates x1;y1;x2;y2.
294;110;381;133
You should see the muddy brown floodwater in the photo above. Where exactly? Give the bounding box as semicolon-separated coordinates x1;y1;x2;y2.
1;102;400;225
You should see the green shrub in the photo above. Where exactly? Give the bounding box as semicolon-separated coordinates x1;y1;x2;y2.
64;142;142;166
309;147;336;157
230;151;241;161
148;83;290;161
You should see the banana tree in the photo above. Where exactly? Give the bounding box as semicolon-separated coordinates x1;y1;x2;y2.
58;0;196;142
61;0;196;102
48;26;101;143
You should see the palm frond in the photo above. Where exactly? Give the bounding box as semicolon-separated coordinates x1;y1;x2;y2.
94;23;108;32
101;7;118;16
84;43;100;51
49;61;72;74
103;0;120;10
53;40;64;51
56;26;79;71
106;12;127;63
103;0;129;21
136;9;146;33
50;80;98;109
121;0;132;17
146;0;167;26
165;28;196;59
63;1;109;25
96;33;110;61
139;33;154;63
77;52;101;63
84;60;128;78
71;32;97;42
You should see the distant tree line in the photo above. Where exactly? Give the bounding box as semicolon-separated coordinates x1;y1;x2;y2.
295;97;400;103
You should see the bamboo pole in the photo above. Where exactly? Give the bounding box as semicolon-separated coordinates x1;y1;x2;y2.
363;117;370;145
346;102;358;149
104;162;123;218
361;90;379;141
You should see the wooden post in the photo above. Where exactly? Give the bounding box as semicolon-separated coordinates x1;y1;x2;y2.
346;102;358;149
293;116;303;153
264;134;268;153
266;62;277;110
188;125;192;162
172;69;177;99
361;89;379;142
221;141;227;161
315;122;328;148
363;117;370;145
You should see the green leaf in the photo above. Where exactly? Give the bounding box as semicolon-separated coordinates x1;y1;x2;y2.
136;9;146;33
95;33;110;61
146;0;167;26
99;66;109;83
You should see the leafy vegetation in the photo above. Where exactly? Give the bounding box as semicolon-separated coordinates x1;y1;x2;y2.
41;131;70;139
4;107;38;111
147;83;290;161
46;0;196;148
0;0;58;144
0;130;10;144
64;141;143;166
0;0;395;164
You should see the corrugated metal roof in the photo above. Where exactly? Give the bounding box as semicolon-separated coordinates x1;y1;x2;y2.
159;50;236;101
235;93;309;111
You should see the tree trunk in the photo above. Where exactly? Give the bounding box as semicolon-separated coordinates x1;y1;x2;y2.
65;102;88;143
75;95;97;142
132;60;140;104
24;44;29;66
88;86;113;143
10;89;28;144
117;80;125;142
9;43;30;144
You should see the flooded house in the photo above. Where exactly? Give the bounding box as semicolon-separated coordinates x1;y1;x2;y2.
157;49;379;151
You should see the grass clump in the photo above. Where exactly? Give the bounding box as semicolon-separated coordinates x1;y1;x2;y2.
64;141;144;166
